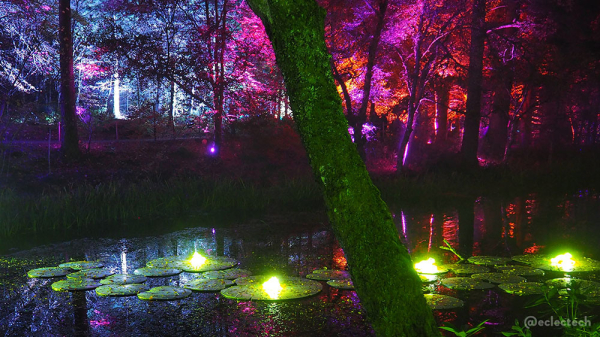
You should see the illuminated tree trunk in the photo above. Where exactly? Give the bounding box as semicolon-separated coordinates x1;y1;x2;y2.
460;0;486;167
58;0;80;159
246;1;440;336
434;79;450;146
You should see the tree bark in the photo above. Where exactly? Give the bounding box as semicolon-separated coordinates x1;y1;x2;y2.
246;1;441;336
59;0;80;160
460;0;486;167
434;79;450;146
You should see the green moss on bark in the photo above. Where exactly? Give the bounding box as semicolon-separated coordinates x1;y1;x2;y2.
246;0;441;336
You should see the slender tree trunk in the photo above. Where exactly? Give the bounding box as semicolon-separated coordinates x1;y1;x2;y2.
58;0;80;159
169;80;175;137
460;0;486;167
246;1;441;336
434;79;449;146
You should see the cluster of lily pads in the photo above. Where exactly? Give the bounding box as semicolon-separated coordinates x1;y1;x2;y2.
27;254;357;302
417;254;600;310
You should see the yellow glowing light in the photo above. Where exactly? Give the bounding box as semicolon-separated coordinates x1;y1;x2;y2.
262;276;283;299
551;253;575;272
415;258;439;274
190;252;207;269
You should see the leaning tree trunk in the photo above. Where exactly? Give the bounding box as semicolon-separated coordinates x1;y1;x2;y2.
246;1;441;336
58;0;80;159
460;0;486;167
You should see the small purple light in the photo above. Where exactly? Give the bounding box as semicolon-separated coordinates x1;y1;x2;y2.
210;146;216;153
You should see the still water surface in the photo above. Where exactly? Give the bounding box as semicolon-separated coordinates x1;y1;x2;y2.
1;191;599;336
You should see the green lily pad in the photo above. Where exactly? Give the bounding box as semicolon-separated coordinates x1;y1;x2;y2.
67;268;114;279
222;276;322;300
100;274;147;285
441;277;495;290
133;267;182;277
511;254;550;265
532;257;600;273
442;264;489;275
467;256;511;266
203;269;252;280
495;265;545;276
583;296;600;305
327;279;354;290
471;273;527;284
52;278;101;292
137;286;192;301
95;284;147;297
306;270;350;281
27;267;72;278
183;278;234;292
499;282;548;296
424;294;464;310
420;274;439;283
148;256;238;273
146;256;189;269
545;278;600;297
58;261;104;270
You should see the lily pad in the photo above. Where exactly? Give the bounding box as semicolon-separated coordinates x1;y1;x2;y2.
27;267;72;278
203;269;252;280
306;270;350;281
137;286;192;301
327;279;354;290
222;276;322;300
467;256;511;266
441;277;495;290
183;278;234;292
424;294;464;310
146;256;189;269
495;265;545;276
511;254;550;265
52;278;101;292
100;274;147;285
95;284;147;297
442;264;489;275
133;267;182;277
182;256;238;273
499;282;548;296
545;278;600;297
471;273;527;284
67;268;114;279
420;274;439;283
58;261;104;270
532;257;600;273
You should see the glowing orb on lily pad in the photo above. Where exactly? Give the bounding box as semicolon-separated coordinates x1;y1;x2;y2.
327;279;354;290
100;274;147;285
190;252;206;269
306;269;350;281
467;256;511;266
441;277;495;290
424;294;464;310
263;276;283;299
494;265;545;277
27;267;72;278
441;264;489;275
67;268;114;279
52;278;101;292
95;284;147;297
59;261;104;270
133;267;182;277
516;254;600;272
137;286;192;301
203;268;252;280
415;258;447;274
223;276;322;301
550;253;576;272
471;273;527;284
183;278;234;292
147;256;238;273
498;282;548;296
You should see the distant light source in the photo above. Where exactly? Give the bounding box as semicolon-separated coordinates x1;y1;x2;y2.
263;276;283;299
190;252;207;269
209;145;216;154
551;253;575;272
415;258;439;274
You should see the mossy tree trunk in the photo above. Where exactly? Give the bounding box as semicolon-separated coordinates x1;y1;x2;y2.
245;1;441;336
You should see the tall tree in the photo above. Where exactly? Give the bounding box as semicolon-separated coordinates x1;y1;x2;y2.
246;0;440;335
59;0;80;159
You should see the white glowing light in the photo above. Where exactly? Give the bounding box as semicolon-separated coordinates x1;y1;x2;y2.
263;276;283;299
114;73;123;119
415;258;439;274
551;253;575;272
190;252;207;269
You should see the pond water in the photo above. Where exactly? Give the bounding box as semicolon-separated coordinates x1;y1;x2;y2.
1;191;599;336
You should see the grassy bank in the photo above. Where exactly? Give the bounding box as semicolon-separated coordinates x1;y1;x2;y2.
0;177;324;238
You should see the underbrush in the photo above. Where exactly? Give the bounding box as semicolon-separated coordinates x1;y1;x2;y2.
0;177;323;238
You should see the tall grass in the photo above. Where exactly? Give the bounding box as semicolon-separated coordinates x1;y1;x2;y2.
0;178;323;238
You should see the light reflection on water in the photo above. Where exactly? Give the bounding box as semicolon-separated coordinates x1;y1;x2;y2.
1;192;599;336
